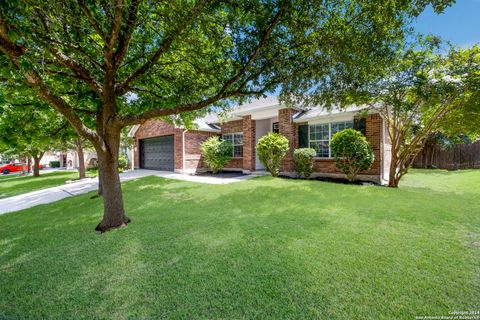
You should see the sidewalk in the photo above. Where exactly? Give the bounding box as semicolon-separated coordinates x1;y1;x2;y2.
0;169;255;215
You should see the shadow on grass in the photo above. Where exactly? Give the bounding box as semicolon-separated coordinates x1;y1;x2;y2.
0;175;479;319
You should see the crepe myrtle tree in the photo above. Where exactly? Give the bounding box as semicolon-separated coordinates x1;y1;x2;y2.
308;38;480;187
0;0;452;231
369;43;480;187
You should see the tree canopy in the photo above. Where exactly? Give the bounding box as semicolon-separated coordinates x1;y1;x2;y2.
0;101;73;175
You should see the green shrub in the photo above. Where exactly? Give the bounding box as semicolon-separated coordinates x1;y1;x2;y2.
256;132;289;177
293;148;316;179
330;128;374;181
118;154;130;172
49;160;60;168
200;136;233;174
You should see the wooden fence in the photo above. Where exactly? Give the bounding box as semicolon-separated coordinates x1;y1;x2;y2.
413;141;480;170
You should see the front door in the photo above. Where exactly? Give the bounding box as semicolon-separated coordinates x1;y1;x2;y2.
255;119;273;170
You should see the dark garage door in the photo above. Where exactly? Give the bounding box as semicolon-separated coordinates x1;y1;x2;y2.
140;135;175;171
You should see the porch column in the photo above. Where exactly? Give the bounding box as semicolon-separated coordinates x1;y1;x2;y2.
242;115;256;173
279;108;296;173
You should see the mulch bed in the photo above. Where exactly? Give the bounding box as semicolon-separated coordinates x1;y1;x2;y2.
279;174;379;186
197;171;247;179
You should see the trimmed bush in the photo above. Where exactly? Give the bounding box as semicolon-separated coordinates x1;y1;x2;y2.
256;132;289;177
49;160;60;168
200;136;233;174
330;128;374;181
118;154;130;172
293;148;316;179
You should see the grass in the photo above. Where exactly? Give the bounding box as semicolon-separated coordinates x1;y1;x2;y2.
0;169;479;319
0;170;96;199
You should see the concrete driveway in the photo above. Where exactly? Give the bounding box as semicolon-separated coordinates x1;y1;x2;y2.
0;169;254;215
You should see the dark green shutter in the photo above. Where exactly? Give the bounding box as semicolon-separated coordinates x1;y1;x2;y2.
353;118;366;136
298;125;308;148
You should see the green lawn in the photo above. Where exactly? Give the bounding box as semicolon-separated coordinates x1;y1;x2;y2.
0;169;479;319
0;170;93;198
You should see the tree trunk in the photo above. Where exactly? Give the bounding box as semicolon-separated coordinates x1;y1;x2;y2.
94;140;129;233
21;156;27;176
76;139;86;179
27;157;32;173
429;147;436;168
388;172;398;187
97;168;103;196
33;156;41;177
388;154;400;188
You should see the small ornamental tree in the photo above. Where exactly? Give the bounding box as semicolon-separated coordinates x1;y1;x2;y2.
118;155;130;173
200;137;233;174
293;148;316;179
330;129;374;181
256;133;289;177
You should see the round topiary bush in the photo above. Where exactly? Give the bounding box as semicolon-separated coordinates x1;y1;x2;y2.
330;128;374;181
256;132;289;177
118;154;130;172
200;136;233;174
293;148;316;179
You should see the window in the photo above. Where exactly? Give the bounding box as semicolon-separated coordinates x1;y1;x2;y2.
309;120;353;158
272;122;279;134
222;133;244;158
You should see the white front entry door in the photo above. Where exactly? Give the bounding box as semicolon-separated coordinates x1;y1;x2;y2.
255;118;273;170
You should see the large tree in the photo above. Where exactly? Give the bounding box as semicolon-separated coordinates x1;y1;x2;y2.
0;78;89;178
0;102;72;176
0;0;452;231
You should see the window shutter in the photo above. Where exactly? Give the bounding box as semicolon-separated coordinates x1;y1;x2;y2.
298;125;308;148
353;118;366;136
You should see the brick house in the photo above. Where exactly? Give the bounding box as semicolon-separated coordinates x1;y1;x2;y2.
130;97;391;184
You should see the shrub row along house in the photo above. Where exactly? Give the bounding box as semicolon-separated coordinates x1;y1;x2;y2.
129;97;392;184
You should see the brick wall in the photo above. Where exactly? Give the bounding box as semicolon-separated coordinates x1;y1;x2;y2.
363;113;382;175
288;113;384;179
279;108;297;172
242;115;256;172
184;130;217;171
134;119;217;172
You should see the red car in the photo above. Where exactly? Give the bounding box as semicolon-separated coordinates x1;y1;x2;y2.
0;163;43;174
0;163;25;174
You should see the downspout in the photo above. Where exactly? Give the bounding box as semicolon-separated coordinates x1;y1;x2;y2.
131;143;135;171
182;129;188;174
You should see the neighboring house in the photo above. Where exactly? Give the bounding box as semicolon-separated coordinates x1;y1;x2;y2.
130;97;391;184
41;150;98;169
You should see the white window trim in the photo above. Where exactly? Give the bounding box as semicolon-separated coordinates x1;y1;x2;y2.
308;120;354;159
222;132;244;158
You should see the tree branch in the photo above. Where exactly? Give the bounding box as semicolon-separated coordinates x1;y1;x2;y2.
78;0;106;40
35;33;103;69
107;0;123;57
219;0;287;94
0;16;100;146
114;0;141;68
48;47;103;95
36;11;103;95
118;88;265;127
115;0;209;95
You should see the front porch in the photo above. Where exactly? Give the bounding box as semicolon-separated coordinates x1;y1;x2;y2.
219;101;297;174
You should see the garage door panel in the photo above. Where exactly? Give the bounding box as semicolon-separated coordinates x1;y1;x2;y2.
140;135;174;171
